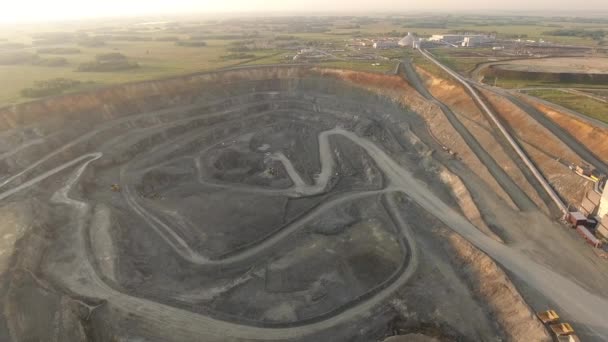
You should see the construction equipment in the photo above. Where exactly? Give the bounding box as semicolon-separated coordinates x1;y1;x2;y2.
537;310;580;341
557;335;581;342
566;211;587;228
536;310;559;324
550;323;575;336
111;184;121;192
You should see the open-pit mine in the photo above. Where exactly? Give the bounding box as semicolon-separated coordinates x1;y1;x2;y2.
1;64;608;342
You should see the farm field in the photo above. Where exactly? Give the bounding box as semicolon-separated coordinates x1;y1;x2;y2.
2;14;608;105
524;89;608;124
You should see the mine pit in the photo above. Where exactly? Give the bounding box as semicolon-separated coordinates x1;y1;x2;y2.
1;65;607;342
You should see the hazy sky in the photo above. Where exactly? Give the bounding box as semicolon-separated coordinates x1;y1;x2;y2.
2;0;608;23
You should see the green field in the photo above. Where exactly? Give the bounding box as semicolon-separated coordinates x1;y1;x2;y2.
524;89;608;124
0;38;284;104
317;60;398;73
1;14;607;106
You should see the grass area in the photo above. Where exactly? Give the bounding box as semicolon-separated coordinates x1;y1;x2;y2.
317;60;397;74
487;76;608;89
0;38;287;104
435;55;498;74
409;51;458;80
524;89;608;124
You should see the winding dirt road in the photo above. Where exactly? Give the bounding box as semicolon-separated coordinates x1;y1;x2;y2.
23;126;608;340
41;128;421;341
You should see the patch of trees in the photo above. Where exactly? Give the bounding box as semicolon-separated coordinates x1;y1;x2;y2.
350;17;378;25
551;17;608;25
329;31;361;36
274;35;297;41
286;25;330;34
32;57;68;67
0;52;38;65
20;78;81;98
176;41;207;47
405;22;447;29
37;47;81;54
335;24;360;29
77;53;138;72
227;40;253;52
502;34;529;39
220;53;256;60
544;29;606;40
380;30;409;37
77;36;106;47
0;42;27;50
96;35;153;42
31;32;78;45
0;52;68;66
155;36;180;41
188;32;259;40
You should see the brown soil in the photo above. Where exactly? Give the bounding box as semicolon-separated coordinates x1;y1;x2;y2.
415;67;548;212
383;334;440;342
438;167;504;242
314;68;517;210
479;88;592;206
499;57;608;74
521;98;608;163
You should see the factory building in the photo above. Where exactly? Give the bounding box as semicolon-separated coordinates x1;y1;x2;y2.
579;182;608;239
398;32;419;48
429;34;466;43
462;35;496;47
429;34;495;47
598;182;608;219
373;41;398;49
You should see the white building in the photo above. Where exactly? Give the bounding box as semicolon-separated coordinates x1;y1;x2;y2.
429;34;466;43
598;183;608;219
373;41;398;49
462;35;495;47
398;32;419;48
429;34;495;47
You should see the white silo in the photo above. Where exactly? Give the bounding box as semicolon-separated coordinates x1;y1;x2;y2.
398;32;418;48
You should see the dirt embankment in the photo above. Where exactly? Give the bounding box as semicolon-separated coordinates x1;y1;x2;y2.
483;66;608;85
314;68;516;211
415;67;548;213
478;88;591;206
0;66;314;131
521;98;608;163
442;230;551;342
438;167;503;242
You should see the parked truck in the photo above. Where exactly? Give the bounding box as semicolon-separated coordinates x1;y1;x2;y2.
536;310;559;324
550;323;574;336
536;311;580;341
